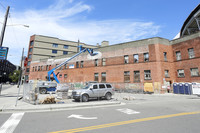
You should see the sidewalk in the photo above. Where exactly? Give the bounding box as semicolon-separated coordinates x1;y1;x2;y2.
0;85;121;113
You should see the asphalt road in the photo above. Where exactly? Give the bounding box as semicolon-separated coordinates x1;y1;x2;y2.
0;94;200;133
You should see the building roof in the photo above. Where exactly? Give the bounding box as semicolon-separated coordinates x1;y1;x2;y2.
180;4;200;37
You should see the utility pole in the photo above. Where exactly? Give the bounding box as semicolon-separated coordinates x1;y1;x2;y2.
17;48;24;88
0;6;10;47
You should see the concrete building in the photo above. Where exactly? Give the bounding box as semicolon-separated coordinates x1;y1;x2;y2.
25;35;97;81
27;4;200;91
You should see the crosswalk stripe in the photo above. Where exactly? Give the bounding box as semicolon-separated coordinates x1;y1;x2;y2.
0;112;24;133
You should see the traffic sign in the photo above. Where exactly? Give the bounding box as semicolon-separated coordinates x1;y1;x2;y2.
0;47;9;60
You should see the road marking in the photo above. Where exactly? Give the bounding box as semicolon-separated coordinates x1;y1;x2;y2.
68;114;97;119
0;112;24;133
117;108;140;114
49;111;200;133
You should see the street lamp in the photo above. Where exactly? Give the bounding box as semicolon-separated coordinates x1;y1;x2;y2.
6;24;29;28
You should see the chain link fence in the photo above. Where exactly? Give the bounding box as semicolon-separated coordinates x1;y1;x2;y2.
22;81;170;105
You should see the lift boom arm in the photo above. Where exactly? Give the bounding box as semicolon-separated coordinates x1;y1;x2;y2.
47;46;97;83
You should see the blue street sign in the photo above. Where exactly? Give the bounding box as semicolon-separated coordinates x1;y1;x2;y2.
0;47;9;60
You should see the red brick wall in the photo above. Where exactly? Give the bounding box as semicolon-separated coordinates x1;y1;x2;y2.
172;37;200;82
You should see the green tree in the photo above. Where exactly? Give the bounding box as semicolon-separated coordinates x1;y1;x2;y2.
9;70;20;83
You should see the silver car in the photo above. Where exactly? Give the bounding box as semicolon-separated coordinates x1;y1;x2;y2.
72;83;115;102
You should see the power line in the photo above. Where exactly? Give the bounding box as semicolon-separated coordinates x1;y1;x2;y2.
0;2;7;10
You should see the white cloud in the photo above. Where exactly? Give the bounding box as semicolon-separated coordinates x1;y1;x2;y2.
0;0;161;65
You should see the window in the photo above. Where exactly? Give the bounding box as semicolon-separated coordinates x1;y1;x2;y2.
65;64;67;69
30;41;34;46
163;52;167;61
46;65;49;70
95;59;98;66
101;72;106;82
80;61;84;68
102;58;106;66
64;74;67;78
64;45;68;49
133;54;139;63
63;51;68;55
29;48;32;52
32;67;34;72
124;55;129;64
176;51;181;61
52;50;57;54
134;71;140;82
76;62;79;68
124;71;130;82
188;48;195;59
41;66;43;71
177;69;185;77
93;85;98;89
94;73;99;82
35;66;37;71
38;66;40;71
190;68;199;76
144;53;149;62
144;70;151;80
27;61;31;66
28;54;32;59
52;43;58;48
26;68;30;73
59;74;62;78
165;70;169;78
106;84;112;88
99;84;106;89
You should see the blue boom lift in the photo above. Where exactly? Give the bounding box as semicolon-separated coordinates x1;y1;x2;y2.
38;46;97;94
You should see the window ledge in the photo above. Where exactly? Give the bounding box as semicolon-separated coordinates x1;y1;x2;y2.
144;78;152;80
134;81;141;83
191;75;200;77
178;76;185;78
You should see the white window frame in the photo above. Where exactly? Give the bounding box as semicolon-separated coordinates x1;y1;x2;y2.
188;48;195;59
177;69;185;77
190;68;199;76
144;70;151;80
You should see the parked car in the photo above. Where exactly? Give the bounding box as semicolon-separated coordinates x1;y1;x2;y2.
37;81;57;94
72;83;115;102
10;82;15;85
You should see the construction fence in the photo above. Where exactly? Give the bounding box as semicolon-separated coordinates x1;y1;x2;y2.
22;81;171;105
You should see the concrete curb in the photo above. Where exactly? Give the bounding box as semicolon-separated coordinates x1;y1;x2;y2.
0;101;121;113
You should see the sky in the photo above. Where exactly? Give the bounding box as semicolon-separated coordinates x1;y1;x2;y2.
0;0;199;65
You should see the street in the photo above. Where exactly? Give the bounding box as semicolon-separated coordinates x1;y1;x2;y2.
0;88;200;133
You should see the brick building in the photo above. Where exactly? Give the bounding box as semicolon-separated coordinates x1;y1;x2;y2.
27;4;200;88
28;33;200;85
